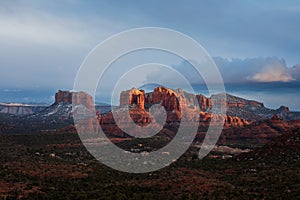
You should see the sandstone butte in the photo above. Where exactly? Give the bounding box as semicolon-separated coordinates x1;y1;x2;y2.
101;86;250;129
55;90;94;110
55;90;98;134
55;87;253;129
53;89;300;143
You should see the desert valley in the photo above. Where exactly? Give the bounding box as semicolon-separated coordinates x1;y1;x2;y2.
0;87;299;199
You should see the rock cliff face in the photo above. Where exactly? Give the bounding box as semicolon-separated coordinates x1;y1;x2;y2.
0;90;95;117
15;90;98;134
55;90;73;104
20;88;296;137
1;88;300;149
117;87;250;127
199;111;250;127
98;87;250;138
118;87;297;122
196;94;211;111
3;87;293;122
120;88;145;109
55;90;94;110
145;87;210;112
99;107;152;137
72;91;94;110
121;87;182;112
148;87;180;111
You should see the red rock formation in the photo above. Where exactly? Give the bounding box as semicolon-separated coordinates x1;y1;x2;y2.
120;88;145;109
225;115;250;127
162;93;180;112
55;90;72;104
100;107;150;126
199;111;249;127
99;107;152;137
97;86;252;137
120;87;182;112
55;90;94;110
72;91;94;110
148;87;180;111
196;94;211;111
54;90;98;134
151;87;176;103
75;117;99;134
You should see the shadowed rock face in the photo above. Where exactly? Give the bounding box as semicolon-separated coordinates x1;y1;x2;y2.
99;107;153;137
55;90;94;110
55;90;73;104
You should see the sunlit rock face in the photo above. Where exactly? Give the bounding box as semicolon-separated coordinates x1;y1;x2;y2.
98;86;251;138
120;88;145;110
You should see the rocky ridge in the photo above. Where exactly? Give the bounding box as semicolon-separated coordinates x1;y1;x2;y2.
98;86;300;144
99;87;251;138
116;86;298;122
1;88;300;147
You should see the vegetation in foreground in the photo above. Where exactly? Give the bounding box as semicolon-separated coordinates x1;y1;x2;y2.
0;130;299;200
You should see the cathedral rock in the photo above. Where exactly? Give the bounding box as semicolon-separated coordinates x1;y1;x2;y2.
120;88;145;109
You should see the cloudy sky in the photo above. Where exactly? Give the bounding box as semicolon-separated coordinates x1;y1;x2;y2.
0;0;300;105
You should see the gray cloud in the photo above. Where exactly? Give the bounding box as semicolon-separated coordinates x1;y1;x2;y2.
214;57;298;83
1;0;300;92
289;64;300;80
150;57;300;85
0;2;124;90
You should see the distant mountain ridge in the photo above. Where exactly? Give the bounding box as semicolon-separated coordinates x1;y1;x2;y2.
0;102;47;116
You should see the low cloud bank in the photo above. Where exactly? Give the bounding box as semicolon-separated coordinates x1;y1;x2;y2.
142;57;300;86
250;65;294;82
214;57;299;83
212;57;299;83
